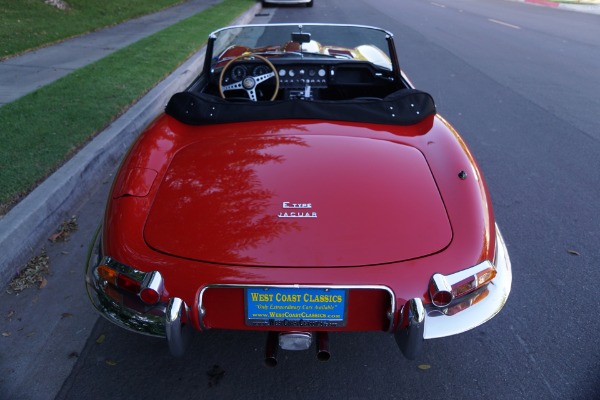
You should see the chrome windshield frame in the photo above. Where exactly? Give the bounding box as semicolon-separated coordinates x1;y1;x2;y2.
203;23;400;77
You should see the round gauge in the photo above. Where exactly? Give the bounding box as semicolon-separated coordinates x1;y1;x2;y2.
279;69;287;77
253;65;270;76
289;69;296;77
231;65;247;81
308;69;316;77
318;68;326;77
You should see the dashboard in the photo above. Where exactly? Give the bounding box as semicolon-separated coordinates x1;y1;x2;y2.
221;63;330;88
277;65;329;89
215;60;395;101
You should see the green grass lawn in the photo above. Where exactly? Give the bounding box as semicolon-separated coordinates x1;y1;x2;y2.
0;0;186;59
0;0;255;214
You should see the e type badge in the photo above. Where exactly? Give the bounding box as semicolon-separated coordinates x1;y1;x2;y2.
278;201;317;218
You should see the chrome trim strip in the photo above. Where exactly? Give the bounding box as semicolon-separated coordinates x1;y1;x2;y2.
166;297;192;357
423;224;512;339
394;298;425;359
198;283;396;332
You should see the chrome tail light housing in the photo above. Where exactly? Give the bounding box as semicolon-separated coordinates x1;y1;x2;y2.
95;257;165;305
429;261;497;308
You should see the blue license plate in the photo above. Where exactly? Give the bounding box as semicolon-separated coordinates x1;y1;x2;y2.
245;287;347;327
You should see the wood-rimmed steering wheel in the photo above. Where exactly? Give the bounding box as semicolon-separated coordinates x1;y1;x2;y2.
218;54;280;101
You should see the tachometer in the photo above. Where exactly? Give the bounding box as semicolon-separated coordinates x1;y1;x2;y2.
253;65;270;76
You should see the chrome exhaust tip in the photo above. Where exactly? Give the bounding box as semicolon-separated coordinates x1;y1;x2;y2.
265;331;279;367
316;331;330;361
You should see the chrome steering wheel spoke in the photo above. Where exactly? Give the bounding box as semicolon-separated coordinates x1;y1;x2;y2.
221;81;245;92
253;72;275;84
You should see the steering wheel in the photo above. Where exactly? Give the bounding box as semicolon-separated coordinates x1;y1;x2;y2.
219;54;279;101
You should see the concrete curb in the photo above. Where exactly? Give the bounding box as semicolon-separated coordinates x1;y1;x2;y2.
0;2;261;289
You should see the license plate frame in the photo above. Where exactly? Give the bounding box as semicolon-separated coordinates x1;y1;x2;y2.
245;287;347;327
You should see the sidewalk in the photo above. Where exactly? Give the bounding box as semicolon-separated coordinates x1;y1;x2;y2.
0;0;223;106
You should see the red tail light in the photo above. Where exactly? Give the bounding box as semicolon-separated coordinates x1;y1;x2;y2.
117;273;142;294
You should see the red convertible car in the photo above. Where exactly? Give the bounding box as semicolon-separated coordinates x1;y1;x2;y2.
85;23;511;365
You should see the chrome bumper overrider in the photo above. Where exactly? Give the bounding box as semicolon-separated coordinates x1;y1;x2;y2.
166;297;192;356
394;298;425;359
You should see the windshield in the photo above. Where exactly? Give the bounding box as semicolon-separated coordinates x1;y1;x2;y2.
210;24;394;70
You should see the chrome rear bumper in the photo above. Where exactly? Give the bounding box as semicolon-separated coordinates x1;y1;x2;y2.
394;225;512;358
424;226;512;339
86;224;511;359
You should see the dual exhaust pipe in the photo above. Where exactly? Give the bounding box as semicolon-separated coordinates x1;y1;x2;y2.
265;331;330;367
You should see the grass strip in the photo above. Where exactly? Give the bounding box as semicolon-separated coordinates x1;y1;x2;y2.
0;0;186;59
0;0;254;213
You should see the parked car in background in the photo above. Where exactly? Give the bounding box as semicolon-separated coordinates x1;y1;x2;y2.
262;0;313;8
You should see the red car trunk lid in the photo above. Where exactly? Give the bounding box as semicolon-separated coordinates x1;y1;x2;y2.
144;134;451;266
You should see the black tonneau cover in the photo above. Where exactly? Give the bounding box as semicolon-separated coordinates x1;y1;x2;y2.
165;89;435;126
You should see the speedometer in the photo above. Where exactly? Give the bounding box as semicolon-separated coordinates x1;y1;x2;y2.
231;65;247;81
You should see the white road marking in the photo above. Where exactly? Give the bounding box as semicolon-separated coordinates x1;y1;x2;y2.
489;19;521;30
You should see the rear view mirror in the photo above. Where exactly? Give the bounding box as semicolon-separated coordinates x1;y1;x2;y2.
291;32;311;44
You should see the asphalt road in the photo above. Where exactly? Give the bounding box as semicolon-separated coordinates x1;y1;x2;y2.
2;0;599;399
